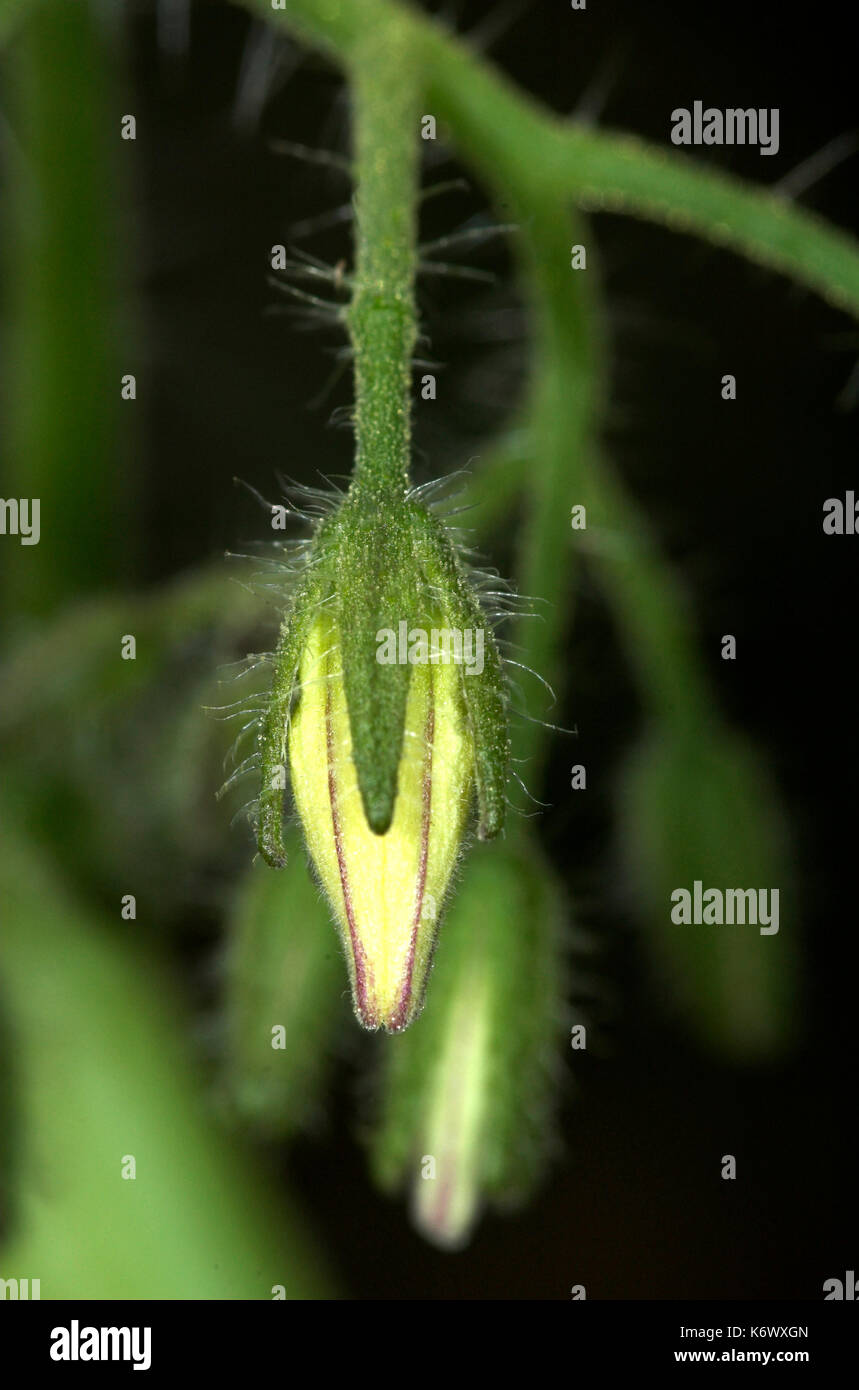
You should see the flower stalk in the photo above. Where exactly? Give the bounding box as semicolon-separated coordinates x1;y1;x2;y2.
347;21;420;504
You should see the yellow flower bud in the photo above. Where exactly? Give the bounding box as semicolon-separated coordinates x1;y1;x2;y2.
288;611;475;1032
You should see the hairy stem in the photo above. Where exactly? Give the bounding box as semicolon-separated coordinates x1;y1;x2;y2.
346;22;421;502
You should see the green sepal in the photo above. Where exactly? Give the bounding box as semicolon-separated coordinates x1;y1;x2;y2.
256;547;333;868
333;494;420;835
411;505;509;839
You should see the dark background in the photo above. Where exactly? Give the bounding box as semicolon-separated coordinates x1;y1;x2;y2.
123;0;856;1298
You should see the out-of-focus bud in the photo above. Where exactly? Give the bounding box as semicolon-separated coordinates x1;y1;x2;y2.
224;827;345;1136
621;723;798;1060
289;608;474;1032
369;837;565;1247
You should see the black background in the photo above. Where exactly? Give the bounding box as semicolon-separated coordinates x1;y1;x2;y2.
123;0;856;1299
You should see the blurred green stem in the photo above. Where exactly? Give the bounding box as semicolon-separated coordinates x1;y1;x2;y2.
2;0;128;621
506;202;604;776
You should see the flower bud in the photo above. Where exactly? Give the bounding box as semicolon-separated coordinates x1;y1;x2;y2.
254;496;509;1030
288;607;474;1031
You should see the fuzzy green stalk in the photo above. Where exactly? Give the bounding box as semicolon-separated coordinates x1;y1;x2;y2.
345;23;420;504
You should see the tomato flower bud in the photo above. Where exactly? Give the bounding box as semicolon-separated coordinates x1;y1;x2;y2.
254;496;509;1031
289;609;474;1031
